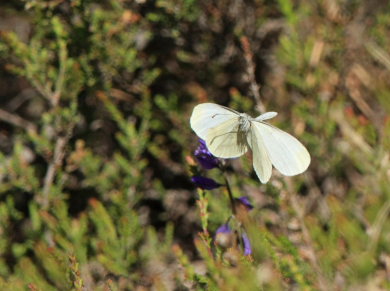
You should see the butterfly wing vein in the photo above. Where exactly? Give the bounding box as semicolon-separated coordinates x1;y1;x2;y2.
206;117;248;158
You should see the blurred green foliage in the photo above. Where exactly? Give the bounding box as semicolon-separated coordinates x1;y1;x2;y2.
0;0;389;290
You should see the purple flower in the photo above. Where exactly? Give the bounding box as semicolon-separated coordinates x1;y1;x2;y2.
235;196;254;210
194;139;219;169
215;223;252;256
216;224;231;234
242;232;252;256
191;175;221;190
215;224;234;248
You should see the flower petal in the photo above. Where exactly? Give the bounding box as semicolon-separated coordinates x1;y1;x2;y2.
194;139;220;169
191;175;221;190
236;196;254;210
242;232;252;256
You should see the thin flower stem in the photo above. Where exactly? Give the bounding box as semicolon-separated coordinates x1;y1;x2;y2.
223;172;236;215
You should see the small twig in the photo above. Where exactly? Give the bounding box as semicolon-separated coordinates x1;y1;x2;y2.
41;136;67;209
331;106;373;155
368;199;390;253
222;171;236;215
40;33;71;208
41;124;73;209
366;41;390;72
240;36;266;114
53;41;67;107
0;108;37;133
30;78;53;101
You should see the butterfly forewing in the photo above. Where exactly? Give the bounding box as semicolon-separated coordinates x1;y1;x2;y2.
252;121;311;176
190;103;239;139
205;117;248;158
248;124;272;183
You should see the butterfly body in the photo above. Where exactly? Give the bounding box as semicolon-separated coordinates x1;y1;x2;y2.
238;113;252;132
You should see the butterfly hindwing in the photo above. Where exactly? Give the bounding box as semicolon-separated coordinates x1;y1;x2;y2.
248;123;272;183
252;121;310;176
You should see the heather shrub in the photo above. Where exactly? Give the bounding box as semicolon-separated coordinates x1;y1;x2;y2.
0;0;389;290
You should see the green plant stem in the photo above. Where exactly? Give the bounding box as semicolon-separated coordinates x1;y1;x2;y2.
223;172;236;215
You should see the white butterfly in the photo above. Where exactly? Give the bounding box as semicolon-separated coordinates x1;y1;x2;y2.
190;103;311;183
